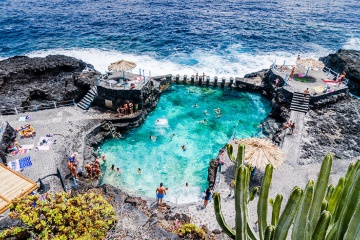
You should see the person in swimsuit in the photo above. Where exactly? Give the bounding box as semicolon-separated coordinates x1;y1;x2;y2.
204;188;212;208
156;183;167;205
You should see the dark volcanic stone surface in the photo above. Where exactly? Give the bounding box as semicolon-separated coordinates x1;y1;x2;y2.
300;97;360;164
0;55;98;110
320;49;360;94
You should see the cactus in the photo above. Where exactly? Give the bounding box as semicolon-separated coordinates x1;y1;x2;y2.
213;146;360;240
273;187;303;240
292;180;314;240
327;177;346;215
307;153;333;236
227;143;235;161
312;211;331;240
343;204;360;240
325;185;334;202
258;164;273;240
271;194;283;226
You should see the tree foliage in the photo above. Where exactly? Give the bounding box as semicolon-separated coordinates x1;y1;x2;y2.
0;191;116;240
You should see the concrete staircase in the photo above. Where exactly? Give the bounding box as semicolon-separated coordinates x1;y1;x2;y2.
290;92;310;113
77;86;97;110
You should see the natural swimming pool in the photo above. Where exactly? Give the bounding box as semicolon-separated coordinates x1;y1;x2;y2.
99;85;271;203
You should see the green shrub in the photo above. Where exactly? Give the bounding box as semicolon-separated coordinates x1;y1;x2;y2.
0;191;116;240
174;223;206;239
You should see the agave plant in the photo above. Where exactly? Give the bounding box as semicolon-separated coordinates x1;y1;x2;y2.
214;144;360;240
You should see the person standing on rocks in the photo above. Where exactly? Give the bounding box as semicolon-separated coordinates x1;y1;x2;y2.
156;183;166;205
203;188;212;208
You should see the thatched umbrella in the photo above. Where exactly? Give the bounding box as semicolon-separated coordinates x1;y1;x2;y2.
108;60;137;72
234;138;285;170
296;58;325;69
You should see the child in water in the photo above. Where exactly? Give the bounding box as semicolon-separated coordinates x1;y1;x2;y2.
138;168;142;174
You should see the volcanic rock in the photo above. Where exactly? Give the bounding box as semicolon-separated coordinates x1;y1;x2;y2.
300;97;360;164
0;55;99;112
320;49;360;94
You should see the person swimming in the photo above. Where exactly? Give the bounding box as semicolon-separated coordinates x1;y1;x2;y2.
138;168;142;174
216;113;222;118
193;103;199;107
181;145;186;151
214;108;221;114
204;110;210;116
200;119;207;124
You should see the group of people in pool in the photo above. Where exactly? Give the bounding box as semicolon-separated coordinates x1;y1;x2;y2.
194;104;222;124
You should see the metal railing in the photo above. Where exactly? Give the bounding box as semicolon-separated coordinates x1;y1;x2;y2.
0;99;76;115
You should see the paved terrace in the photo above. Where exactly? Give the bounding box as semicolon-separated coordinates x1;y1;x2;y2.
271;65;348;94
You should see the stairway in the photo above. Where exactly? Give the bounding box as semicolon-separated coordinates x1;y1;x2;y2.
290;92;310;113
101;121;117;138
77;86;97;110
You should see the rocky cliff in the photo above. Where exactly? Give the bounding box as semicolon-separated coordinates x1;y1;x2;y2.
320;49;360;95
0;55;98;112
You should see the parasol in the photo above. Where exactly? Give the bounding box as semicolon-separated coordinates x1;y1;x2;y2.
232;138;285;170
108;60;137;72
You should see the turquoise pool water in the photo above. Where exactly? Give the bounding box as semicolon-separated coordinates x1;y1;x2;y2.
99;85;271;203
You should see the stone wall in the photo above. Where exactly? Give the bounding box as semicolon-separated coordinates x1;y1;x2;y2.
93;80;161;111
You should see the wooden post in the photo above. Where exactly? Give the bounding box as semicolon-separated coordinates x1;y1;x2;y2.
214;76;218;87
191;75;195;85
176;74;180;83
183;75;187;84
206;76;210;86
199;76;202;85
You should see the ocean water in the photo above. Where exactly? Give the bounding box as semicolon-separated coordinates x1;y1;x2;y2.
99;85;271;203
0;0;359;77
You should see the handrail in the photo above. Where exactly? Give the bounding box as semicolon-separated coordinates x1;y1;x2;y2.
0;99;76;115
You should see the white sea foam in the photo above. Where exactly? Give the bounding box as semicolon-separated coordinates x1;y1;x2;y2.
342;37;360;51
27;47;330;78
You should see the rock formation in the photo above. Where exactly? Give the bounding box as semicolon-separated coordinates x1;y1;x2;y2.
300;97;360;164
0;55;98;112
320;49;360;95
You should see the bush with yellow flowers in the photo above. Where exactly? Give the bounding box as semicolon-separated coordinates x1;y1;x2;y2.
0;191;116;240
174;223;206;240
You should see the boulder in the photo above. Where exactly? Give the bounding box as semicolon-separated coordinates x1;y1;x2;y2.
320;49;360;94
0;55;100;111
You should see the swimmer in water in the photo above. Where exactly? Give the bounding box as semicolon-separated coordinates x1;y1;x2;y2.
193;103;199;107
200;119;207;124
204;110;210;116
181;145;187;151
216;113;222;118
214;108;221;114
170;133;176;139
138;168;142;174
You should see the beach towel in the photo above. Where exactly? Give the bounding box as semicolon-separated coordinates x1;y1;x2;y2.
36;145;50;151
18;115;32;122
12;149;28;156
9;156;32;172
20;144;34;150
37;137;53;147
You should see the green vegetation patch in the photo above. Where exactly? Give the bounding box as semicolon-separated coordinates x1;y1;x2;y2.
0;191;116;240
